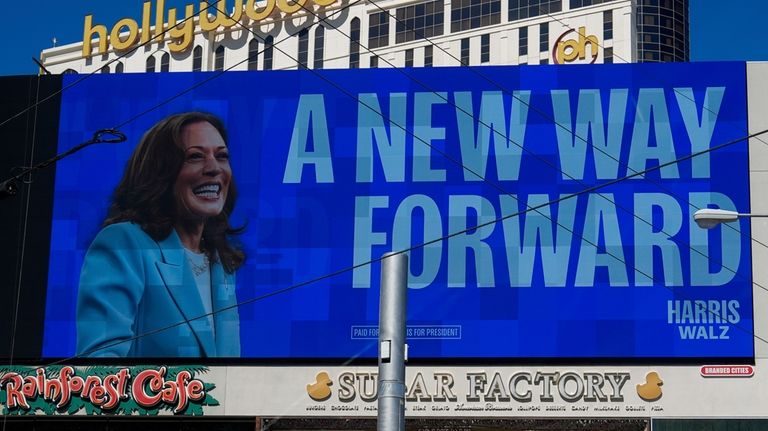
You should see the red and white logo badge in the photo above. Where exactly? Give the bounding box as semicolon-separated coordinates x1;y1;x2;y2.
700;365;754;377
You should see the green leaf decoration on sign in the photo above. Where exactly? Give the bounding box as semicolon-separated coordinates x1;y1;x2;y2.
202;383;220;407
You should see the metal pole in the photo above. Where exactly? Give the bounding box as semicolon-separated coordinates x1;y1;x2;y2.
377;252;408;431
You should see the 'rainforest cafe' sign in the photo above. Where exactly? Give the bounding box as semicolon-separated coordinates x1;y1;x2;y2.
0;366;217;415
83;0;337;57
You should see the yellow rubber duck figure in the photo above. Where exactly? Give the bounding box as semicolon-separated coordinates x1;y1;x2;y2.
307;372;333;401
636;371;663;401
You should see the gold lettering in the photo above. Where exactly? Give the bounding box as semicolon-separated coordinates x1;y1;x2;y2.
559;39;579;62
245;0;276;20
168;4;196;52
226;0;244;25
200;0;243;31
140;1;152;44
154;0;166;40
277;0;307;14
82;0;336;58
555;27;599;63
83;15;108;57
579;27;599;60
110;18;141;51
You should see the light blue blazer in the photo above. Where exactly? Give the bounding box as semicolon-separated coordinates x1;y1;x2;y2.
77;222;240;357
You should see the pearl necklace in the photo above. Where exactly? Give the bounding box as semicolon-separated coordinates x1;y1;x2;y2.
186;250;209;276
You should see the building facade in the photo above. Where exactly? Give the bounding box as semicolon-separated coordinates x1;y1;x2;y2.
40;0;688;75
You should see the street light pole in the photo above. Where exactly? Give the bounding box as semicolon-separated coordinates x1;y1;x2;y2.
693;208;768;229
377;252;408;431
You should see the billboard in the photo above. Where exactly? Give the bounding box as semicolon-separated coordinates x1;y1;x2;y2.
41;62;753;360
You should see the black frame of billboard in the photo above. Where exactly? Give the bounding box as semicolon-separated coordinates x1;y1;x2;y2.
0;75;61;362
0;75;755;367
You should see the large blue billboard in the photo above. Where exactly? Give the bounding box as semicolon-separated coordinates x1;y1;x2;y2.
43;62;753;360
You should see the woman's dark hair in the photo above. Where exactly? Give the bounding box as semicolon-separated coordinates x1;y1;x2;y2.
105;112;245;272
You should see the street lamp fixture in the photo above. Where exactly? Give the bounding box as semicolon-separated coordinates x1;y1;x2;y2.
693;208;768;229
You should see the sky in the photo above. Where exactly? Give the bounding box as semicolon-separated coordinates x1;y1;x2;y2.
0;0;767;76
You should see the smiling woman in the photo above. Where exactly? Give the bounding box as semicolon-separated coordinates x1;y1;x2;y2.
76;112;245;358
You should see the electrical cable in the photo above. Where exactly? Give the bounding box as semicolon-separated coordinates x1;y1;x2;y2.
47;123;768;363
360;0;768;257
0;1;225;131
2;3;760;426
4;0;762;365
533;0;768;241
310;0;768;357
277;0;768;349
111;0;366;130
37;0;768;363
540;2;768;153
176;0;768;356
2;71;41;431
3;0;365;371
289;0;761;294
3;0;366;372
7;76;42;370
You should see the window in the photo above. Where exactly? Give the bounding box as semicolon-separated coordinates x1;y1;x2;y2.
314;26;325;69
264;36;274;70
509;0;561;21
424;45;433;67
368;11;389;49
248;38;259;70
192;45;202;72
115;62;124;73
570;0;611;8
214;45;225;71
100;65;110;74
539;22;548;52
637;0;688;62
604;47;613;63
350;18;361;69
405;48;414;67
604;10;613;39
519;27;528;56
395;0;444;44
480;34;490;63
160;52;170;72
146;55;156;73
451;0;500;32
370;55;379;68
540;58;549;64
460;37;470;65
297;28;309;69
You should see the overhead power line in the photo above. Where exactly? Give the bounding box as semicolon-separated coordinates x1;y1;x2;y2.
2;0;761;365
